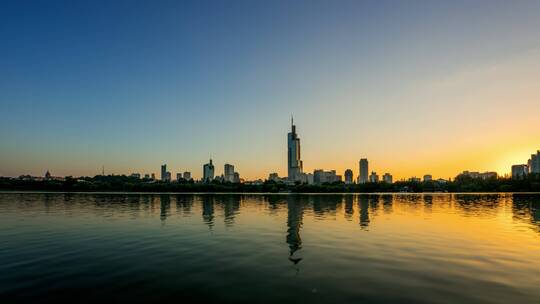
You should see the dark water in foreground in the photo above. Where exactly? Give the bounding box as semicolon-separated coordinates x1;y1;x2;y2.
1;193;539;304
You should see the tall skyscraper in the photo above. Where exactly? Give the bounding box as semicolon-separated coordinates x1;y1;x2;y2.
287;116;303;181
358;158;368;183
344;169;353;184
528;151;540;174
203;159;215;182
161;164;167;181
183;171;191;180
224;164;235;182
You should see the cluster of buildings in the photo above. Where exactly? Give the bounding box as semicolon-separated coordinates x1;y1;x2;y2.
266;119;454;185
455;171;498;180
145;161;240;183
511;150;540;179
202;160;240;183
277;119;395;185
157;164;193;182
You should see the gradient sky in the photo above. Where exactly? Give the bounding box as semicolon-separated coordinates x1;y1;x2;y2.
1;0;540;180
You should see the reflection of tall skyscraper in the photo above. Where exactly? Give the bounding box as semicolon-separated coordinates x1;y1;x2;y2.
359;196;370;229
287;117;303;181
203;159;215;182
358;159;368;183
286;197;304;264
159;194;171;222
201;196;215;229
344;195;354;221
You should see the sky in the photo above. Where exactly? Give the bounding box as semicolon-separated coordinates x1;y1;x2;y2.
1;0;540;180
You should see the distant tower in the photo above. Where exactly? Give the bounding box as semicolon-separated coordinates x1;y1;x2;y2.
161;164;167;181
224;164;235;182
344;169;353;184
45;170;51;180
358;159;369;183
203;159;215;182
287;116;303;181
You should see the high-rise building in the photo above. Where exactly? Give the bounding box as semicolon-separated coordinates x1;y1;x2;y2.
344;169;353;184
528;151;540;174
183;171;191;181
203;159;215;182
233;172;240;183
287;117;303;181
383;173;393;184
224;164;235;182
512;164;528;179
151;173;155;180
369;171;379;183
176;173;183;181
358;159;368;183
161;164;167;181
423;174;432;182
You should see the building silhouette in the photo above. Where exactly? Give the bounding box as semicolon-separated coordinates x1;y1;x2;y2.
224;164;235;182
344;169;354;184
512;164;528;179
203;159;215;182
287;117;303;181
358;158;368;183
369;171;379;183
528;151;540;174
161;164;167;181
313;169;339;184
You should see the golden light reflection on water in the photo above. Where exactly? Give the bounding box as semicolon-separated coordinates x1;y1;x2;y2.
1;193;540;303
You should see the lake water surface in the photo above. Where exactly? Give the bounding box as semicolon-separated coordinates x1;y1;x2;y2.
1;193;539;303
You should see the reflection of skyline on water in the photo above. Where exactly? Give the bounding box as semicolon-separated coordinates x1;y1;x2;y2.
2;193;539;304
5;193;540;232
2;193;540;257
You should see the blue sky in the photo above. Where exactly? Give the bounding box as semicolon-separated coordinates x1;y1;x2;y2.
2;0;540;179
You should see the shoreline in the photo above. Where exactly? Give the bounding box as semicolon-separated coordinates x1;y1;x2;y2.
2;190;540;195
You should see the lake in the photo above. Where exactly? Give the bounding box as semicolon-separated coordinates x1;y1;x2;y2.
1;193;539;303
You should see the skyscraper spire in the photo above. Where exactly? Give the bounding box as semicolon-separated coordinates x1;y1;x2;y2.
287;117;302;181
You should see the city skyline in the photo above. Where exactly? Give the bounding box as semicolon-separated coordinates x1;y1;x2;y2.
2;1;540;180
9;118;539;183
